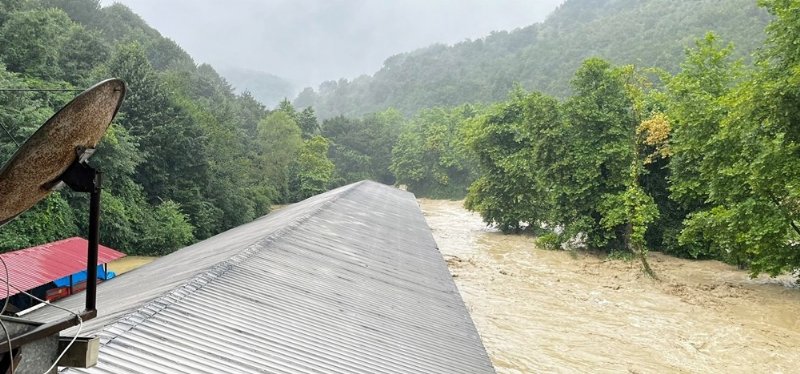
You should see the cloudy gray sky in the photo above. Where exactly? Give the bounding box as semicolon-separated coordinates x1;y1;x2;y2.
102;0;565;87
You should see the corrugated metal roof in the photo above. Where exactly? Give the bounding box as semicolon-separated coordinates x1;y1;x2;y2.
32;181;494;373
0;237;125;296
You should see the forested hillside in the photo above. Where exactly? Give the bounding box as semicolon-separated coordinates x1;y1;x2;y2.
296;0;771;119
0;0;385;255
390;0;800;277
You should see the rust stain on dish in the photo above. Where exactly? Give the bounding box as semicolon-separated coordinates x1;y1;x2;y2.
0;79;126;225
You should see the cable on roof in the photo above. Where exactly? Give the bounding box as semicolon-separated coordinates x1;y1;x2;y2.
0;256;14;373
8;284;83;374
0;256;84;374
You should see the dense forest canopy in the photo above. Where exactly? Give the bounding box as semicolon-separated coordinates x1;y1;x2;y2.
1;0;798;279
0;0;384;255
295;0;771;119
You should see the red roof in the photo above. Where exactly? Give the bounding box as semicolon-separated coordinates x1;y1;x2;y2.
0;237;126;297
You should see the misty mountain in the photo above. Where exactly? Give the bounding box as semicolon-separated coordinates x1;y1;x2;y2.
99;0;564;89
297;0;771;119
218;68;295;108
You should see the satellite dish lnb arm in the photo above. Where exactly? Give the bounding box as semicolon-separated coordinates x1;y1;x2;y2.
0;158;103;355
59;155;102;314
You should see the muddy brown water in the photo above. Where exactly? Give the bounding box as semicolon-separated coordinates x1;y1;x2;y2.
419;198;800;374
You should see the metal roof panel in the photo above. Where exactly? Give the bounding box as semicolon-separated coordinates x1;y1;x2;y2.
32;182;493;373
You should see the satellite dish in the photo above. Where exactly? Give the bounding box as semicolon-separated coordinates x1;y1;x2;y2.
0;79;126;226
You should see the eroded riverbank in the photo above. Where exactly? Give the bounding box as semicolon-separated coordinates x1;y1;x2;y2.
419;198;800;373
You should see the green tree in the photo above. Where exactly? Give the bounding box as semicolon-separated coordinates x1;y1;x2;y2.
667;34;742;207
322;109;401;186
392;105;478;198
0;0;25;27
0;64;55;162
137;200;194;255
106;42;210;224
95;189;194;256
277;98;297;119
42;0;101;26
58;25;110;85
257;111;303;201
0;193;79;251
677;0;800;276
464;90;561;232
660;34;742;259
548;58;637;250
297;106;320;138
104;42;167;138
290;136;334;200
0;0;321;256
0;8;72;79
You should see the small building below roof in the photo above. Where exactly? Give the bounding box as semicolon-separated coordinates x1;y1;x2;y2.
0;237;125;309
33;181;495;373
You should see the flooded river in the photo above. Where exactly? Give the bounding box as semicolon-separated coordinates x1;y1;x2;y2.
419;199;800;374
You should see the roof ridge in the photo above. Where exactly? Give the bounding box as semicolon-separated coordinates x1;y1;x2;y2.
94;182;362;347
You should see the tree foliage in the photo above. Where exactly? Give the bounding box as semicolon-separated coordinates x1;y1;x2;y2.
290;136;335;200
674;0;800;275
256;110;303;201
391;105;477;198
0;193;78;250
0;1;355;255
322;109;401;186
455;1;800;277
0;8;72;79
463;90;560;232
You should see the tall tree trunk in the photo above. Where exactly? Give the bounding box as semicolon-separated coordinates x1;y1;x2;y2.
626;222;658;280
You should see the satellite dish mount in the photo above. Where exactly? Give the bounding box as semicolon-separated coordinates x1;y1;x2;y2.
0;79;126;360
59;147;103;314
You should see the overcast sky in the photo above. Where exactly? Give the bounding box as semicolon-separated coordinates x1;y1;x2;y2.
101;0;565;87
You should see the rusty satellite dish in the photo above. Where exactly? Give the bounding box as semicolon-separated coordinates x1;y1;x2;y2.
0;79;126;226
0;79;126;362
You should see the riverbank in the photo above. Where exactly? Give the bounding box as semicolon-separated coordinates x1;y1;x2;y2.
107;256;157;275
419;198;800;373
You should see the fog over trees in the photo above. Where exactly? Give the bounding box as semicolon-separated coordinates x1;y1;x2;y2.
102;0;564;103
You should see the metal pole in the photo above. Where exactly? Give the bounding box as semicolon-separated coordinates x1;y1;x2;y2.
86;171;102;312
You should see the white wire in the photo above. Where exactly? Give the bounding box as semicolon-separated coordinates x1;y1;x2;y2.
0;254;84;374
0;315;11;374
0;256;15;373
8;284;83;374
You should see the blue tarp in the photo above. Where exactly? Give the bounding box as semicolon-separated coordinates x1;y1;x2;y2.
53;265;116;287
